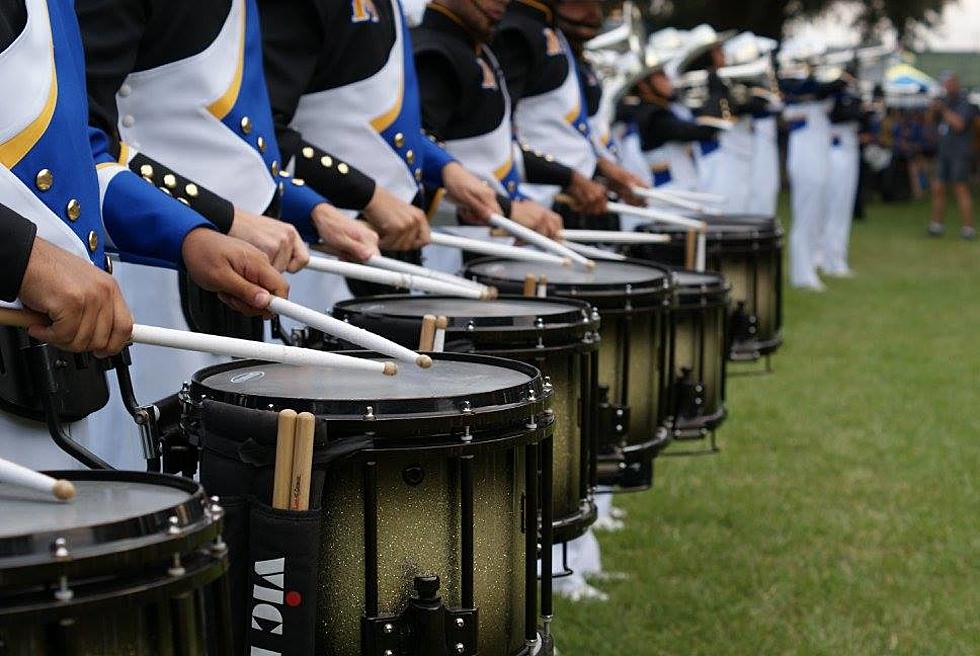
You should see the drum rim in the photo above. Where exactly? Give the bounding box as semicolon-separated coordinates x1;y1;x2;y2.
670;268;730;303
637;215;782;241
0;470;218;581
333;294;598;347
464;256;673;311
190;351;553;442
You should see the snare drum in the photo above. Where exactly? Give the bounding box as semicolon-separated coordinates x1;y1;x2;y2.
668;270;730;442
334;296;599;545
465;258;672;491
0;470;231;655
631;215;783;361
189;353;554;656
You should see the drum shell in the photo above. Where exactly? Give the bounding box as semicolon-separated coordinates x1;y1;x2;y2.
0;471;229;656
629;215;784;360
669;273;730;436
333;296;598;543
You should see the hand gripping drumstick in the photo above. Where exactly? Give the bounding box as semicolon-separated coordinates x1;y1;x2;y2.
305;255;493;300
487;214;595;270
428;231;570;268
0;308;397;375
366;254;487;292
272;409;298;510
266;297;432;369
0;455;75;501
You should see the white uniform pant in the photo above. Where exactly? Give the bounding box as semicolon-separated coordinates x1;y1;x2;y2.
787;119;831;287
822;126;860;274
749;116;780;217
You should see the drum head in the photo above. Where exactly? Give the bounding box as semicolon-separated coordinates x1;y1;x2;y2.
0;471;215;579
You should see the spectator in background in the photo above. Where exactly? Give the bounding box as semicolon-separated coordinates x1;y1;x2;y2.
928;72;976;240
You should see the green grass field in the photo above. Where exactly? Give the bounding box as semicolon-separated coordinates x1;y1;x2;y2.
552;198;980;655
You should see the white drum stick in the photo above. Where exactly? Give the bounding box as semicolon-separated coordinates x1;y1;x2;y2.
433;316;448;353
659;189;726;204
631;186;709;212
366;254;486;292
131;324;397;374
606;201;708;232
305;255;491;300
0;456;75;500
561;240;628;261
560;229;671;244
266;296;432;369
696;232;707;272
0;308;398;375
429;231;570;267
487;214;595;270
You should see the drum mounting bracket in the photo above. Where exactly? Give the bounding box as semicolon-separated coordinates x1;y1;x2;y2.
596;386;630;442
362;575;479;656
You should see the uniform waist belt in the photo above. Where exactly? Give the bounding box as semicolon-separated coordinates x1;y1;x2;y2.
699;139;720;156
787;119;807;132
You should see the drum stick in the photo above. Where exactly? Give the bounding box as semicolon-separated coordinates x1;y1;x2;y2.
418;314;437;351
685;230;697;270
523;274;538;298
537;275;548;298
696;232;707;272
288;412;315;511
561;240;628;261
305;255;490;300
605;201;707;232
267;297;432;369
662;189;726;204
0;308;398;375
488;214;595;270
0;455;75;501
429;232;570;268
630;186;710;212
366;254;487;292
433;316;448;352
272;409;298;510
560;230;671;244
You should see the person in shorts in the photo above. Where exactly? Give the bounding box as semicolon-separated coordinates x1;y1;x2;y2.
929;72;976;240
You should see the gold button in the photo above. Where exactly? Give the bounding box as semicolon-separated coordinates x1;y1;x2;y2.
279;170;291;178
159;186;172;196
87;231;98;252
240;116;253;134
302;146;315;159
394;132;405;148
291;177;305;186
545;154;555;162
139;164;154;178
66;198;81;221
405;150;415;164
178;197;190;206
507;181;516;193
271;160;280;177
415;168;423;181
577;123;587;133
257;136;266;153
35;169;53;191
321;155;333;168
163;173;177;189
337;163;349;175
185;183;199;198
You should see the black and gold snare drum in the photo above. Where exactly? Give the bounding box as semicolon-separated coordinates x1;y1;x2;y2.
0;471;232;655
189;353;555;656
333;295;599;545
465;258;672;491
631;215;783;362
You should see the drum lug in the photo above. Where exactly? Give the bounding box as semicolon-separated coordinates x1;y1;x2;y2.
362;576;478;656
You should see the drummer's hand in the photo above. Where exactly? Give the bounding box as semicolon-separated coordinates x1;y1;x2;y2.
229;208;309;273
442;162;501;224
511;199;563;240
361;185;431;250
311;203;380;263
182;228;289;318
19;237;134;357
597;158;646;206
565;171;608;215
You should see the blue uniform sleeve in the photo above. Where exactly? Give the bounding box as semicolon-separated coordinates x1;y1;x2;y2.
91;127;213;268
420;137;456;189
278;175;325;243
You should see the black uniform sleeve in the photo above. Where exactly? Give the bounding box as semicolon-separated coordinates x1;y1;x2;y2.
521;148;574;187
0;203;38;302
492;29;536;103
258;0;376;211
638;107;720;151
415;51;461;140
128;152;235;232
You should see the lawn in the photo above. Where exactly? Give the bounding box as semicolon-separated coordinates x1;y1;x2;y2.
552;198;980;655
